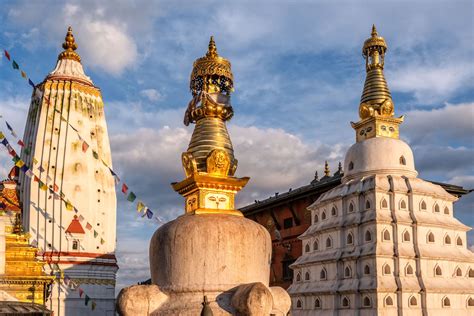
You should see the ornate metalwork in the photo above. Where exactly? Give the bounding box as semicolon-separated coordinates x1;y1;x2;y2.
58;26;81;62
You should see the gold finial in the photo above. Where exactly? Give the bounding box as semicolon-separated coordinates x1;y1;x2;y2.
371;24;378;37
206;36;218;58
324;161;330;177
58;26;81;62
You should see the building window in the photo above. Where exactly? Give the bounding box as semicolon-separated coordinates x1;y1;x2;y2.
442;297;451;307
434;204;440;213
444;206;450;215
469;268;474;278
381;198;388;209
427;232;435;243
365;230;372;242
314;214;319;223
341;297;350;308
383;229;391;241
444;235;451;245
346;232;354;245
456;236;463;246
296;299;302;309
363;296;371;307
383;264;391;275
283;217;294;229
364;264;371;275
305;243;310;253
385;296;393;306
305;272;311;281
468;297;474;307
400;200;407;210
321;211;327;220
326;236;333;248
348;202;355;213
420;200;427;211
348;161;354;170
331;206;337;216
296;273;301;282
320;268;327;280
455;267;462;277
435;265;442;276
399;156;406;165
72;240;79;250
344;266;352;278
282;259;295;281
403;230;411;242
365;199;371;210
314;297;321;309
313;240;319;251
409;296;417;307
406;264;414;276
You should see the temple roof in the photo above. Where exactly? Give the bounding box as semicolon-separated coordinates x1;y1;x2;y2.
65;215;85;234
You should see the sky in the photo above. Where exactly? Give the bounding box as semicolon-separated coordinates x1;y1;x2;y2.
0;0;473;292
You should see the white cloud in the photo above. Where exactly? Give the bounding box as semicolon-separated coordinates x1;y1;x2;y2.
140;89;163;102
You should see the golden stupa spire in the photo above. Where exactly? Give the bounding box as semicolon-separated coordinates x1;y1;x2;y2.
324;161;330;177
351;25;404;142
58;26;81;62
173;37;248;217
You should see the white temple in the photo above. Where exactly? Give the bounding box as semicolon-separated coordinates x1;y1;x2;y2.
288;26;474;315
19;27;117;315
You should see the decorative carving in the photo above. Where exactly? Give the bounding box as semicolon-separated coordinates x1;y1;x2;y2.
58;26;81;63
206;149;231;176
182;152;198;178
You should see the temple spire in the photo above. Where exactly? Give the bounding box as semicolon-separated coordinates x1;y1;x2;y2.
58;26;81;62
206;36;218;58
351;25;404;142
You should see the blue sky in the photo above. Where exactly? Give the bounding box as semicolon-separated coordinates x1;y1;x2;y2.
0;0;473;290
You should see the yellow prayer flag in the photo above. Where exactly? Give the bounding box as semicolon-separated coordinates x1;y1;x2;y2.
65;200;73;211
21;71;27;79
15;159;25;168
0;132;4;139
136;201;145;213
40;184;48;191
33;158;39;165
100;238;105;245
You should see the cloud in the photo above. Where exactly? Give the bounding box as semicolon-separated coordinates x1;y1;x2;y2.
140;89;163;102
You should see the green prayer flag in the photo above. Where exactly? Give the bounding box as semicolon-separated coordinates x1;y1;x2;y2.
12;60;19;70
94;230;98;238
92;150;99;159
127;192;136;202
84;295;90;306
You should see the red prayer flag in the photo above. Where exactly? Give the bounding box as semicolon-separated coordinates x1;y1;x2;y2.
79;288;84;298
4;50;10;61
121;183;128;194
86;222;92;230
17;140;25;147
82;141;89;153
53;184;59;192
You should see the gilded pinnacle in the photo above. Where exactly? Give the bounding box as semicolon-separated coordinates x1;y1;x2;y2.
371;24;378;37
324;161;330;177
206;36;218;58
58;26;81;62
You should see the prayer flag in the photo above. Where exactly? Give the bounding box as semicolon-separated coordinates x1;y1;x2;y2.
23;147;31;155
25;170;34;178
82;141;89;153
121;183;128;194
8;147;17;157
20;165;28;173
64;275;70;285
6;122;13;132
84;295;90;306
12;60;19;70
40;183;48;191
12;155;20;163
127;192;136;202
1;139;8;146
33;158;38;164
91;301;96;311
79;215;84;222
92;150;99;159
110;168;120;184
53;193;61;200
146;208;153;219
33;175;40;182
15;159;25;168
38;166;45;173
93;230;98;238
65;200;73;211
0;132;4;139
79;288;84;298
86;222;92;230
100;238;105;245
17;140;25;147
74;207;79;213
53;184;59;192
21;70;27;79
28;79;35;88
4;50;10;61
136;201;145;213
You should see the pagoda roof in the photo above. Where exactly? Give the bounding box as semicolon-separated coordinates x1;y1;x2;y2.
65;216;85;234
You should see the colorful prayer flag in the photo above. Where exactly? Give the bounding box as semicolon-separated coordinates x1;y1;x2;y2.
40;183;48;191
28;79;35;88
136;201;145;213
21;70;27;79
146;208;153;219
15;159;25;168
121;183;128;194
100;238;105;245
79;288;84;298
53;184;59;192
92;150;99;159
94;230;98;238
91;301;96;311
86;222;92;230
0;132;4;139
12;60;19;70
82;141;89;153
23;147;31;155
17;140;25;147
4;50;10;61
38;166;45;173
84;295;90;306
33;158;38;164
20;165;28;173
64;275;70;285
79;215;84;222
25;170;34;178
65;200;73;211
127;192;136;202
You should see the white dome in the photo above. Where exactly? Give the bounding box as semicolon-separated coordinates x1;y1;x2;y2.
343;137;417;182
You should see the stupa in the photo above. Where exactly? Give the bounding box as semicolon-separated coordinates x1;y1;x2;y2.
117;37;291;315
288;25;474;315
